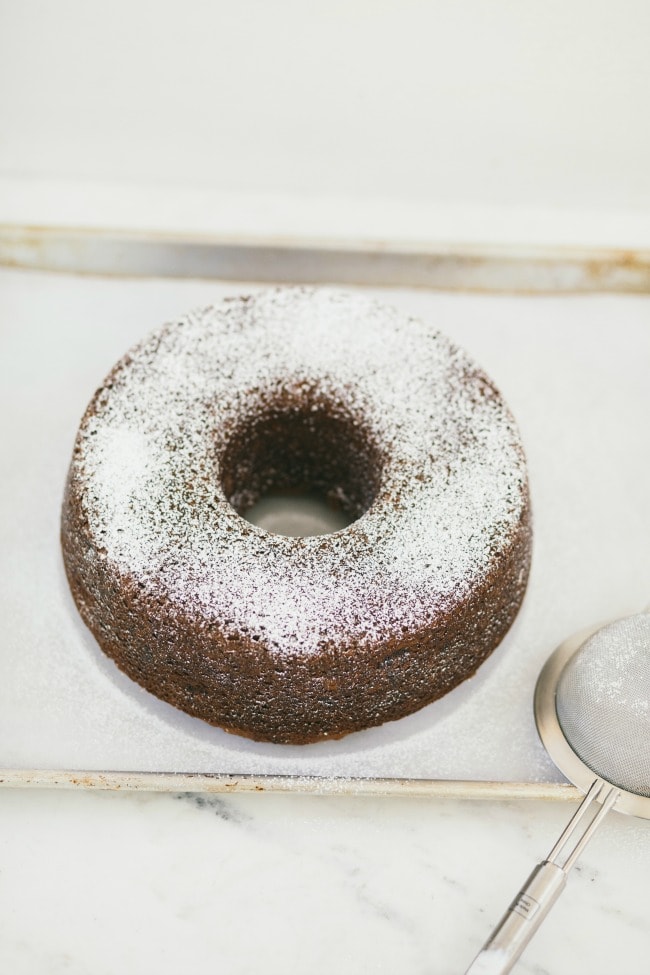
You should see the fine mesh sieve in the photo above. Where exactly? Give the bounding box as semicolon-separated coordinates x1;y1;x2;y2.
466;612;650;975
556;615;650;799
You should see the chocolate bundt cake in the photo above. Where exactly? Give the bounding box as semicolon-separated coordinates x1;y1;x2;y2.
61;288;532;744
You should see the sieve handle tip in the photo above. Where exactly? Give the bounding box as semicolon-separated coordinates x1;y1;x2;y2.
464;861;566;974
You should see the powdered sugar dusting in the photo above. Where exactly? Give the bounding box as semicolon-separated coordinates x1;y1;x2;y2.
70;288;528;655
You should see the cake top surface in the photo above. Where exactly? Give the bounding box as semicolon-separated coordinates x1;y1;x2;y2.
69;288;529;654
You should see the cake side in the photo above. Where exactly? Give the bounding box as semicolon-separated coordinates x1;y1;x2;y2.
62;470;531;744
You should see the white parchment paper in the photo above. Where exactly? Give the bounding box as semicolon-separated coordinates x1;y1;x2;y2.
1;268;648;782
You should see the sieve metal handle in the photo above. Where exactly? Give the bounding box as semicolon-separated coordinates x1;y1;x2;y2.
465;780;619;974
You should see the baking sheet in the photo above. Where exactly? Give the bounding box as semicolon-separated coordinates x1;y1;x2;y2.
1;267;649;783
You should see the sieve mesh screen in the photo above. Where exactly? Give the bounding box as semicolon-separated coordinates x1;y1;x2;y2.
556;614;650;798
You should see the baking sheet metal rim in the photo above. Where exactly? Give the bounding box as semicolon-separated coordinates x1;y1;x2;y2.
1;223;650;293
0;769;581;802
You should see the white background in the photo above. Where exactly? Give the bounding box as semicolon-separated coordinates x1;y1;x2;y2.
1;1;650;245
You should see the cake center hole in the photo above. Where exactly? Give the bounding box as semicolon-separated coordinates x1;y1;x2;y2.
246;490;351;537
220;403;381;538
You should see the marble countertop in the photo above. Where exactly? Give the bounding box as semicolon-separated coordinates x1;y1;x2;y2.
0;787;648;974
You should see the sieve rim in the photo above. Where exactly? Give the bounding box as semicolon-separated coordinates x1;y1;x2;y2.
534;615;650;821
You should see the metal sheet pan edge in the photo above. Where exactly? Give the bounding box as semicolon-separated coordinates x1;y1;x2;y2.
1;224;650;293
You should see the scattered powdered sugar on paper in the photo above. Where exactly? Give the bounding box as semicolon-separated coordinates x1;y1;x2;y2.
71;288;528;654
